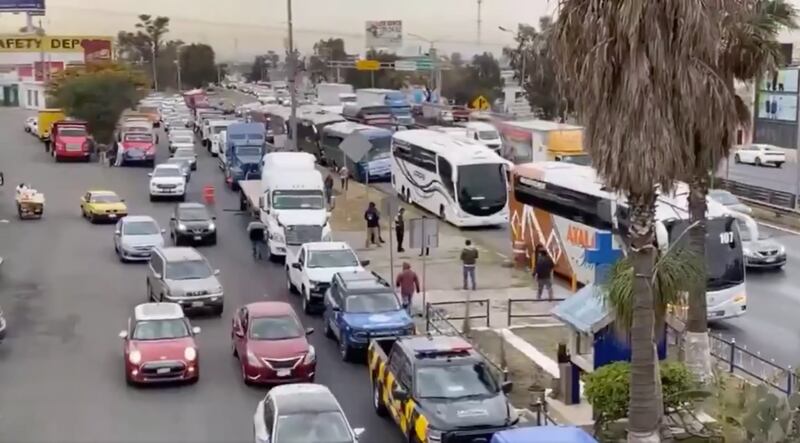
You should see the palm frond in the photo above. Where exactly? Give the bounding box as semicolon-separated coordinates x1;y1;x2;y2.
601;246;704;338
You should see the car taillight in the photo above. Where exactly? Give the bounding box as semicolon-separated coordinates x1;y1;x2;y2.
82;140;91;151
55;143;65;151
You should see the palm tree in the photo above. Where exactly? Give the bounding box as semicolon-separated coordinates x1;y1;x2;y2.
551;2;736;441
683;0;797;384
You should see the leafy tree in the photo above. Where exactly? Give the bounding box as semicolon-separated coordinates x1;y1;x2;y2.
265;50;280;68
552;1;733;441
682;0;797;384
116;15;172;90
179;43;217;88
450;52;465;68
46;61;147;98
50;66;145;145
442;52;503;105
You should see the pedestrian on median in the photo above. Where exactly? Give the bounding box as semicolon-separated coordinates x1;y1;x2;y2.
460;239;478;290
532;244;555;300
395;207;406;253
339;164;349;191
395;262;420;314
324;172;335;206
247;220;267;260
364;201;381;248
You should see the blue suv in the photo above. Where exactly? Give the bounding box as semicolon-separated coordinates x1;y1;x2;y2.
323;271;415;361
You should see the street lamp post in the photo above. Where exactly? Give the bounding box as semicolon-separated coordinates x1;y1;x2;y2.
286;0;298;151
499;26;525;85
151;42;159;91
175;59;182;92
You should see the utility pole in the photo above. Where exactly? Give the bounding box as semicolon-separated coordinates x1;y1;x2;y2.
477;0;483;46
175;59;182;92
287;0;298;151
151;42;159;91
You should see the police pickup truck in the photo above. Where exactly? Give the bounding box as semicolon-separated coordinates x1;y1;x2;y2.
368;335;517;443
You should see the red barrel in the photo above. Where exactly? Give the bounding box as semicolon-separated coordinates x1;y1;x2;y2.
202;185;215;205
512;240;528;269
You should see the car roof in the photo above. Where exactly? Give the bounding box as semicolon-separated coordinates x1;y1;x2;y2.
336;270;390;292
154;164;182;170
268;383;342;414
122;215;157;223
246;301;296;317
157;246;205;262
134;302;184;321
177;202;206;210
88;190;118;196
303;241;353;252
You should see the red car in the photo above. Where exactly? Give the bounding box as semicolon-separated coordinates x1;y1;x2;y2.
119;302;200;386
231;301;316;385
51;121;93;162
451;105;471;122
117;132;157;166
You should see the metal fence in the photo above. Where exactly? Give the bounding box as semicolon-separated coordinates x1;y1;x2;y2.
506;298;567;326
715;177;797;209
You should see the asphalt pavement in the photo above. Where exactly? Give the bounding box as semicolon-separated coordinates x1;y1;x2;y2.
719;155;800;194
0;107;402;443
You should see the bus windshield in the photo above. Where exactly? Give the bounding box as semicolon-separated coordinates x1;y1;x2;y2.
365;137;391;161
457;164;508;216
666;217;744;291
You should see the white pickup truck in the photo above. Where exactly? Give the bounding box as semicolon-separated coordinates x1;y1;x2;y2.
287;242;368;314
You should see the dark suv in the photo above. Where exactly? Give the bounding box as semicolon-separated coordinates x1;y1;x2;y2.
169;202;217;246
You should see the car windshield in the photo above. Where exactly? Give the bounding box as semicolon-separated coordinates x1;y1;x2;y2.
307;250;359;268
272;190;325;210
153;167;183;177
91;194;120;203
172;136;193;144
165;260;213;280
275;411;353;443
478;130;499;140
174;149;195;158
132;319;189;340
213;126;227;134
60;127;87;137
248;315;304;340
416;362;499;399
457;163;508;216
344;292;400;313
123;221;159;235
125;134;153;142
166;159;189;168
178;207;210;221
711;191;740;206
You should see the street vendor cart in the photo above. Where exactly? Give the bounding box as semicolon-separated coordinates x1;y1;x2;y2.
15;185;44;219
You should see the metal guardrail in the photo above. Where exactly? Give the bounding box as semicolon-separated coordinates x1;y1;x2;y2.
506;298;567;326
715;177;798;211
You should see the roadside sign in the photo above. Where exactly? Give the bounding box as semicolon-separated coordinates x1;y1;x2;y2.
339;133;373;162
409;217;439;249
381;196;401;219
414;58;433;71
394;60;417;72
471;95;490;111
356;59;381;71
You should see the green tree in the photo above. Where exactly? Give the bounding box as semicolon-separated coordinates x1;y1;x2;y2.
552;2;734;441
683;0;797;384
179;43;217;88
308;38;350;83
50;67;145;145
117;15;174;90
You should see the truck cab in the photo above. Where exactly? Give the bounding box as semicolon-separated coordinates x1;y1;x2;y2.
369;335;517;442
223;122;266;189
37;108;66;143
287;242;368;314
207;119;235;154
464;122;502;152
51;121;93;162
117;131;157;166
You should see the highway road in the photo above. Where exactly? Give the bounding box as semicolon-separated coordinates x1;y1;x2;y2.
218;88;800;369
0;107;403;443
718;156;800;194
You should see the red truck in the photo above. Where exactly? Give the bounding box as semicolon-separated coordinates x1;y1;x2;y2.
183;89;210;109
51;121;93;162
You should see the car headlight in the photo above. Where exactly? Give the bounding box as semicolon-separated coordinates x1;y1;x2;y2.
778;245;786;255
208;222;216;231
184;347;197;361
178;223;187;231
270;230;285;243
427;428;443;442
303;346;316;364
247;350;262;367
743;248;752;256
129;350;142;365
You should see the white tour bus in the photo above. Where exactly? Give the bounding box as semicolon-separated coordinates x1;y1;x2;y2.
391;129;510;227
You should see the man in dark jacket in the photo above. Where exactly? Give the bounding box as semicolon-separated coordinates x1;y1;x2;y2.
460;239;479;290
532;244;555;300
364;202;382;248
324;173;335;206
394;207;405;253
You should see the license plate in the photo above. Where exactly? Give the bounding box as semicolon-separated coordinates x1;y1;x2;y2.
766;257;776;262
108;214;117;218
277;369;291;377
157;367;170;374
194;235;202;240
191;301;204;307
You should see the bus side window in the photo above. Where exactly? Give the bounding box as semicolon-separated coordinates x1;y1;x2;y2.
437;157;456;198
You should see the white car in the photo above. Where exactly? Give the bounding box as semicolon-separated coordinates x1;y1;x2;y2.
287;242;368;314
169;134;195;154
253;384;364;443
734;144;786;168
148;164;187;202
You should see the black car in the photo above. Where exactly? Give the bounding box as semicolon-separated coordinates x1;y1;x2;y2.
169;202;217;246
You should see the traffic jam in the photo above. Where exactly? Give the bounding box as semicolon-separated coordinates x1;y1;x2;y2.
8;88;542;443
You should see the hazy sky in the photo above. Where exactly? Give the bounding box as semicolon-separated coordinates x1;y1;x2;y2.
0;0;557;60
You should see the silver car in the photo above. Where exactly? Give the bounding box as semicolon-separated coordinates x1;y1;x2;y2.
172;147;198;170
737;221;786;269
114;215;166;262
146;247;224;315
709;189;752;214
164;158;192;181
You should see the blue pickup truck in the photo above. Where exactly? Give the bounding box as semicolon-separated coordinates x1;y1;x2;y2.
223;122;266;190
322;270;415;361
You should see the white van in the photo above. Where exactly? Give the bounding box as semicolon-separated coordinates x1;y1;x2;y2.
464;121;502;151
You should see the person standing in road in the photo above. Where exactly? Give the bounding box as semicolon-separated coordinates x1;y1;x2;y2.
418;215;430;257
247;221;266;260
460;239;478;290
324;173;335;206
395;262;420;314
395;207;406;253
339;164;349;191
364;202;381;248
532;244;555;300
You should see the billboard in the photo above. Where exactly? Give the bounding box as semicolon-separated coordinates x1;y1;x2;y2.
0;35;112;62
757;94;798;122
761;68;799;93
0;0;44;13
33;61;63;81
365;20;402;49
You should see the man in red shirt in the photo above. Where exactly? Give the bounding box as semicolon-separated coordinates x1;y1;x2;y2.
395;262;420;314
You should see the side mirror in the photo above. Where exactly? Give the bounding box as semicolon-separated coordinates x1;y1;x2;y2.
118;330;128;339
501;381;513;394
360;259;370;267
331;305;341;312
392;386;409;401
192;326;201;335
170;216;176;221
147;173;153;177
120;199;126;202
214;269;220;275
305;327;314;335
152;272;162;279
353;428;365;439
211;216;217;220
114;230;121;236
234;328;244;338
291;262;302;270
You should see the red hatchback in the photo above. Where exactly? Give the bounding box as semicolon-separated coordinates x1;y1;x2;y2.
119;302;200;386
231;302;316;386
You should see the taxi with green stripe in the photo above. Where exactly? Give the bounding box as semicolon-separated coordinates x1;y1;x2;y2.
368;335;518;443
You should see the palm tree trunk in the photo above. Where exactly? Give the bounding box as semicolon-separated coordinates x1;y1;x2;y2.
627;192;663;443
685;174;712;384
